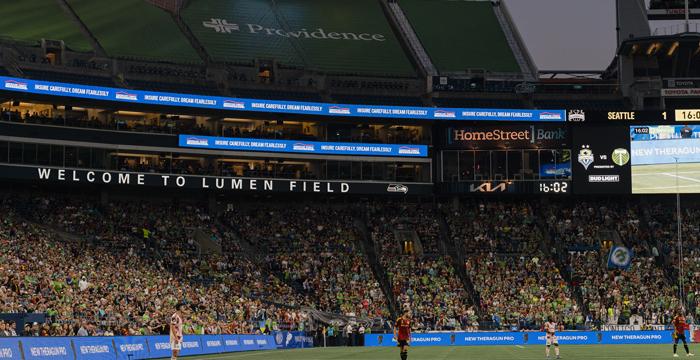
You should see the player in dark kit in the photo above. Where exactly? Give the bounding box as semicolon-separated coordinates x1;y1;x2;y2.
673;311;694;357
394;311;411;360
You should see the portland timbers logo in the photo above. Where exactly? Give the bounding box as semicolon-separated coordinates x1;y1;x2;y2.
612;148;630;166
577;145;594;170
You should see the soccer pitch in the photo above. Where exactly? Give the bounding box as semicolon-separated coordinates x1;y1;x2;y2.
632;163;700;194
169;345;685;360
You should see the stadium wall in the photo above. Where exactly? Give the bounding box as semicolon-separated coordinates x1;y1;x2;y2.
364;330;692;347
0;332;312;360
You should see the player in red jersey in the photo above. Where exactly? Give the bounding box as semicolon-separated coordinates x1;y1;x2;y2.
673;311;694;357
394;311;411;360
170;303;186;360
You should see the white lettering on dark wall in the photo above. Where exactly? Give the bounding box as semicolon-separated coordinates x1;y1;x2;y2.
202;19;387;42
33;168;356;194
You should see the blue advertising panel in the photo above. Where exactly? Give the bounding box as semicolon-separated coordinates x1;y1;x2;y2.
0;76;565;122
21;337;74;360
113;336;149;360
179;135;428;157
527;332;598;345
273;331;314;349
0;338;21;360
363;333;453;347
200;335;226;354
72;337;116;360
221;335;243;353
238;334;275;351
455;332;525;346
178;336;203;357
600;330;678;344
146;336;172;359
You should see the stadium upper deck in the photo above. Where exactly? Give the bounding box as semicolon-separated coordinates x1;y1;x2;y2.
0;0;624;110
0;0;529;76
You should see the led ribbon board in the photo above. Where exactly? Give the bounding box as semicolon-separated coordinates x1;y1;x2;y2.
179;135;428;157
0;76;565;122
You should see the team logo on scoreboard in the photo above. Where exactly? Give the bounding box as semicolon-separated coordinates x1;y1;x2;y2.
611;148;630;166
568;109;586;122
577;145;594;170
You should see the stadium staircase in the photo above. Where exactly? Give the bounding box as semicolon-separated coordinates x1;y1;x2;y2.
214;217;307;295
638;202;680;299
0;47;25;77
55;0;107;57
491;1;537;80
170;10;212;64
435;206;482;310
533;213;589;328
193;228;223;255
382;0;438;77
352;214;400;319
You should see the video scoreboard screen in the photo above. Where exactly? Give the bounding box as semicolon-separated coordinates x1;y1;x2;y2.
571;125;632;194
441;109;700;195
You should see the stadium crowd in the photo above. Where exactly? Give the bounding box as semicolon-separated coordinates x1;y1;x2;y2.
446;201;541;254
367;203;474;330
1;197;309;336
1;195;698;337
467;254;583;330
221;206;389;320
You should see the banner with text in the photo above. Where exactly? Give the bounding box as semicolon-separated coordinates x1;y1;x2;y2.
365;330;683;347
443;124;569;149
0;76;565;122
179;135;428;157
6;334;277;360
0;164;433;195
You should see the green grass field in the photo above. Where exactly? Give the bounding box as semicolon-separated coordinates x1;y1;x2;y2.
632;163;700;194
166;345;693;360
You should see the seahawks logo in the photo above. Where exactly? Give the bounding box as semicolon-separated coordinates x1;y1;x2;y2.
611;247;631;267
577;145;594;170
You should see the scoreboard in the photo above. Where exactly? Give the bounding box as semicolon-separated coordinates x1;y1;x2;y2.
440;108;700;195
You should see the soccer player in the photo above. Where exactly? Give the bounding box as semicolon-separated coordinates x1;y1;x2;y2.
673;311;694;357
394;311;411;360
544;317;561;359
170;303;185;360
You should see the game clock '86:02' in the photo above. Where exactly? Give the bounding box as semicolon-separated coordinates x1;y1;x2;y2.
537;181;569;193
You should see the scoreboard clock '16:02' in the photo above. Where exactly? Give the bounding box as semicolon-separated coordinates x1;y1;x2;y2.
675;109;700;121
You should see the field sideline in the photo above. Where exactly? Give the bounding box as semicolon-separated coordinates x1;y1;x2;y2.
162;344;691;360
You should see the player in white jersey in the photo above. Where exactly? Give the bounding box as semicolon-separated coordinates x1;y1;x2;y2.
170;303;186;360
544;318;561;359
